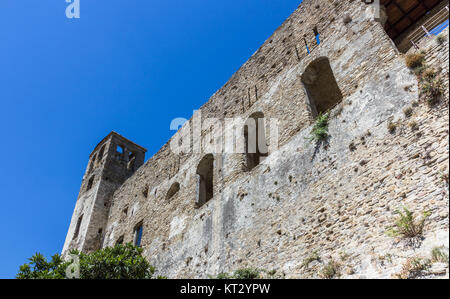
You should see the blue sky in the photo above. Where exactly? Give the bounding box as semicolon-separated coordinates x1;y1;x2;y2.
0;0;302;278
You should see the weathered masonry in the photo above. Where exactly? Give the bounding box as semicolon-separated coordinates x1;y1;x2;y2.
63;0;449;278
62;132;146;253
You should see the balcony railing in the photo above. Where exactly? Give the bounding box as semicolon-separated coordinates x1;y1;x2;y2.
408;5;449;50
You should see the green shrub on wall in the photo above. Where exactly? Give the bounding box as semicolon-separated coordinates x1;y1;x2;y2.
386;208;431;239
309;113;330;143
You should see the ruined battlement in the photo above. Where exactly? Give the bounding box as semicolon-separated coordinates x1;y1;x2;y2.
64;0;449;278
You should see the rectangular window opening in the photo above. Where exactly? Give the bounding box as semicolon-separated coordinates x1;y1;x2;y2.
303;38;310;54
73;215;83;240
313;27;320;45
134;223;143;247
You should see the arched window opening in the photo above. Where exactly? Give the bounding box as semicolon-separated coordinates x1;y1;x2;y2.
195;154;214;207
166;182;180;201
116;145;124;161
98;144;106;160
116;145;123;154
244;112;268;171
301;57;343;118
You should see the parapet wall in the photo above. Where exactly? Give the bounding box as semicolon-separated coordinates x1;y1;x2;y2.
98;0;449;278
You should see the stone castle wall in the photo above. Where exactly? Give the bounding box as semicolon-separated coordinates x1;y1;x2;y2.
65;0;449;278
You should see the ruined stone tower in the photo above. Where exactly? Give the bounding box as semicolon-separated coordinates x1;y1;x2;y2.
62;132;146;253
63;0;449;279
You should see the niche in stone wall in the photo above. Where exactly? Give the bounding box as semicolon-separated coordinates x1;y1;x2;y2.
195;154;214;207
244;112;268;171
116;235;124;245
86;175;95;191
301;57;343;118
127;152;136;170
73;214;83;240
166;182;180;201
88;155;95;173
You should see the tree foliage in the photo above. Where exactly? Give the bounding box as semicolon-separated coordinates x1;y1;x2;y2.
17;243;160;279
212;268;261;279
16;253;68;279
